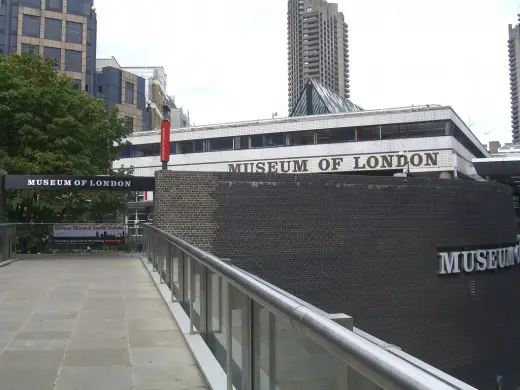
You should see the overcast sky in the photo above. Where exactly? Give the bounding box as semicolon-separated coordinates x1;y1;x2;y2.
96;0;518;145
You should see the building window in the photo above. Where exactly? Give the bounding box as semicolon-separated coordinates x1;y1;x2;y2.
10;15;18;34
44;18;62;41
238;136;249;149
87;28;92;46
208;137;233;152
263;133;285;147
22;14;41;38
289;131;315;146
64;50;82;72
250;135;263;148
21;44;39;54
316;128;355;144
46;0;63;11
193;140;204;152
66;21;82;44
125;81;134;104
43;46;61;68
67;0;90;16
19;0;42;9
124;116;134;131
72;79;81;90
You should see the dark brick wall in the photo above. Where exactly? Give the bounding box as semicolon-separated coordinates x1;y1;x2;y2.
154;171;519;389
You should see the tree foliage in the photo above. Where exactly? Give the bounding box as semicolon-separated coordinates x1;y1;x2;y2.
0;50;133;223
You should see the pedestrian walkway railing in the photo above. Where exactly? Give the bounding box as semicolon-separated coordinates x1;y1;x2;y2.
0;224;16;262
142;224;476;390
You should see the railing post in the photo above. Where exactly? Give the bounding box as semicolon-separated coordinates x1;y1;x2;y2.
159;239;164;284
217;274;223;333
153;235;158;270
179;251;185;305
331;314;354;390
268;311;276;390
170;244;177;303
200;264;207;340
147;233;151;262
242;296;253;390
226;281;233;390
219;258;231;333
189;256;194;334
337;363;349;390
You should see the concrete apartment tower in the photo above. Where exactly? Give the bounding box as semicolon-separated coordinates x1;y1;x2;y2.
0;0;97;94
509;14;520;142
287;0;350;113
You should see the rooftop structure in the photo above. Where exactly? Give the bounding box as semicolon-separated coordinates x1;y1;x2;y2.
291;78;363;117
115;105;489;180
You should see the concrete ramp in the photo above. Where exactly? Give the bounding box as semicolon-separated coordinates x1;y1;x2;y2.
0;255;208;390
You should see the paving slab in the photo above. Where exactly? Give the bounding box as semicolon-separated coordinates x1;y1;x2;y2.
54;366;133;390
0;255;208;390
133;365;210;390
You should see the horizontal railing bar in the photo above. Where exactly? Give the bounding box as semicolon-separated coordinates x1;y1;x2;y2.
142;224;470;390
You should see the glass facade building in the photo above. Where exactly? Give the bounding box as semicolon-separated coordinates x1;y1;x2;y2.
0;0;97;94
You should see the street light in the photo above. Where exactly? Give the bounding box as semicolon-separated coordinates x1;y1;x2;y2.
398;150;410;177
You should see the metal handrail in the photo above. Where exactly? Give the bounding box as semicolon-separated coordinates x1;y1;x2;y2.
143;223;471;390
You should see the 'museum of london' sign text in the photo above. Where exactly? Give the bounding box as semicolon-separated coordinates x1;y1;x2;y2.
438;244;520;275
228;152;440;174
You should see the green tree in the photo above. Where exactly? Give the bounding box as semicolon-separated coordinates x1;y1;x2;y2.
0;50;133;224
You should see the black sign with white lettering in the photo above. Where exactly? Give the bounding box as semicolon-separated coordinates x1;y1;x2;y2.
3;175;155;191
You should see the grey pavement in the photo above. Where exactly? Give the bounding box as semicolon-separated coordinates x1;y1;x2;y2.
0;255;208;390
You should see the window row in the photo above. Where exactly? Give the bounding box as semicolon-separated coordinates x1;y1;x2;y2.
119;121;460;159
22;15;83;44
18;0;92;15
22;45;83;72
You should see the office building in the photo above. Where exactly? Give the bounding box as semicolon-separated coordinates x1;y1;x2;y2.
120;65;190;130
287;0;350;113
0;0;97;94
96;57;149;133
96;57;190;133
509;14;520;142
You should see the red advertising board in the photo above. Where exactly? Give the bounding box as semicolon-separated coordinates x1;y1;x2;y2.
160;120;171;162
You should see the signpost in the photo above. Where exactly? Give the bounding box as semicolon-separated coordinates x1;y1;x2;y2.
160;119;171;170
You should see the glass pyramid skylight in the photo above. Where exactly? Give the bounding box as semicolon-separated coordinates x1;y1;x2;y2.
290;79;363;117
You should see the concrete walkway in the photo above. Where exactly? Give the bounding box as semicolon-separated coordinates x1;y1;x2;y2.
0;255;208;390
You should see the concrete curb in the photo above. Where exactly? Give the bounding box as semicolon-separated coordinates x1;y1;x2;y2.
0;259;16;268
139;256;226;390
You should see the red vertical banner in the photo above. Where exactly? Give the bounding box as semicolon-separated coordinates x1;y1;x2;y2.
160;120;171;163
